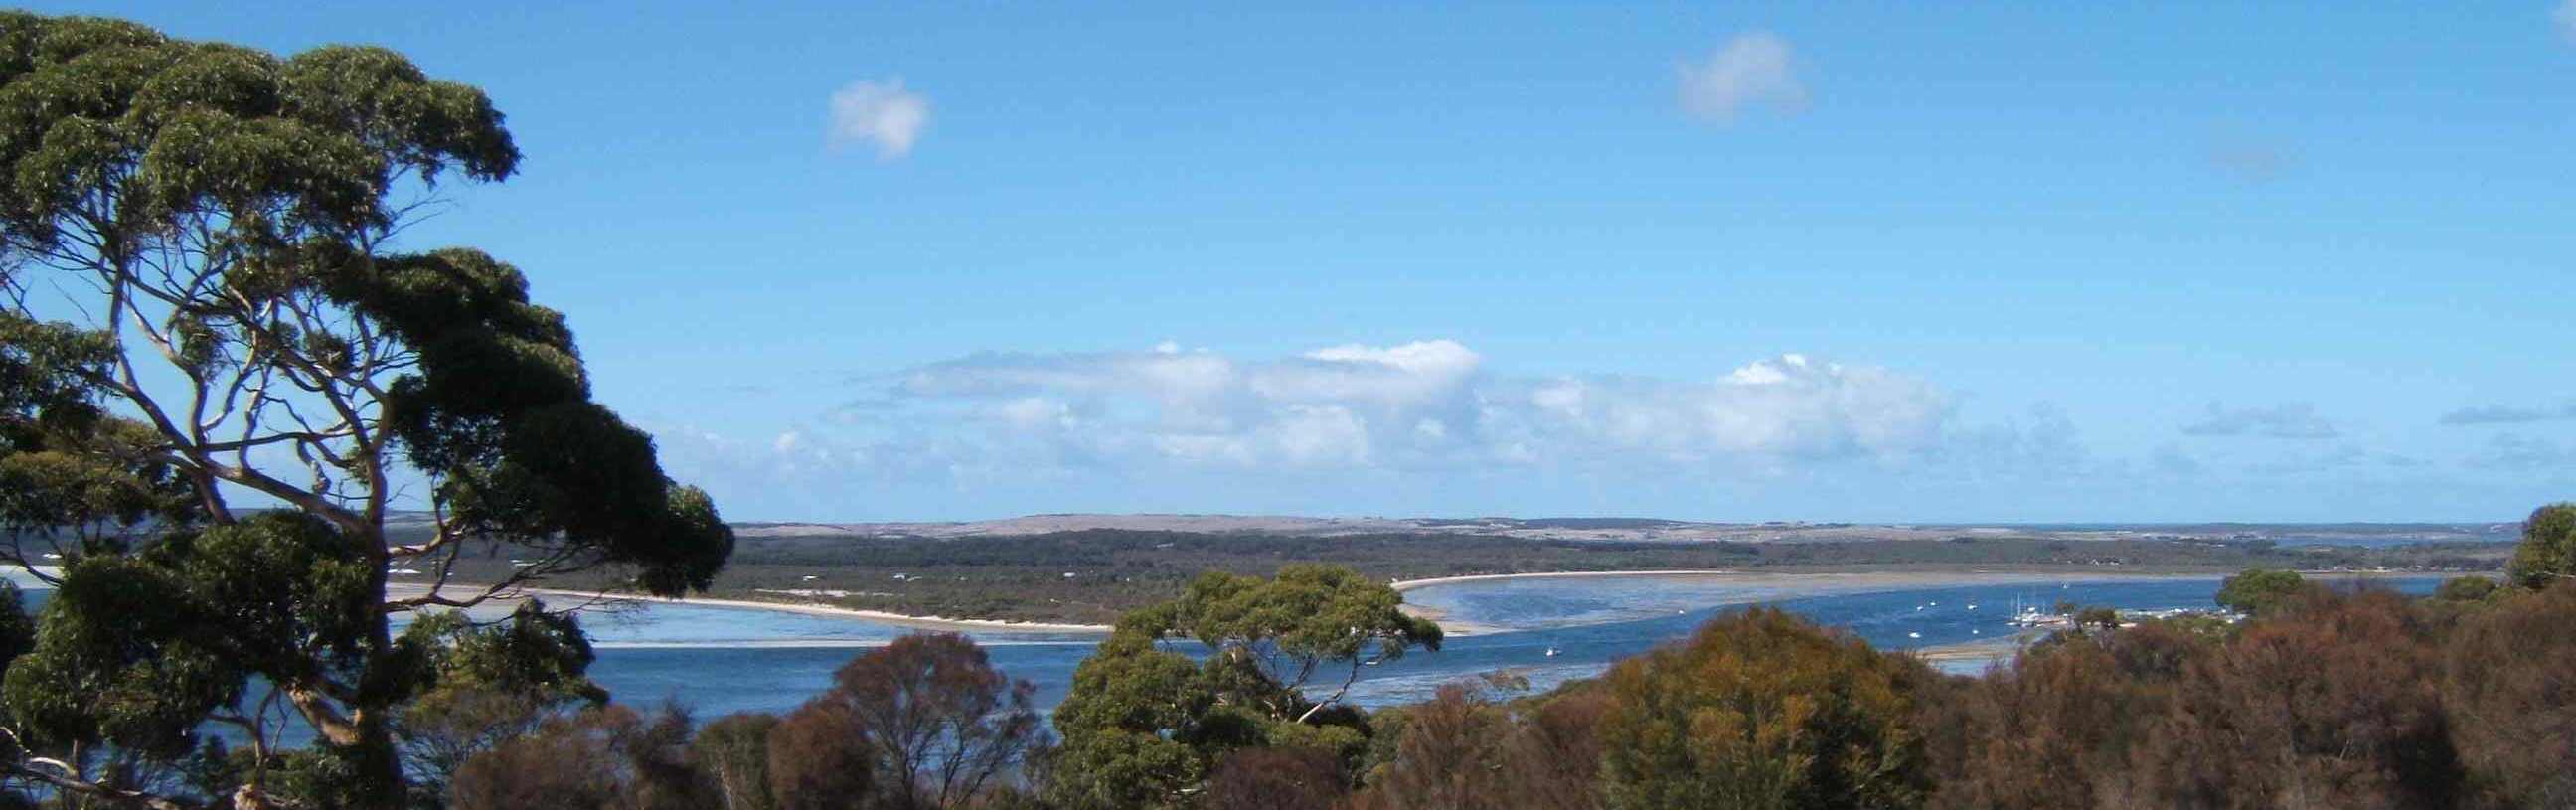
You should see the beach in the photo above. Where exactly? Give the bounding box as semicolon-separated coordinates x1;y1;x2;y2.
381;582;1114;635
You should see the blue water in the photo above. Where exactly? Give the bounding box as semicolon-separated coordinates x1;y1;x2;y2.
586;573;2440;716
0;571;2440;721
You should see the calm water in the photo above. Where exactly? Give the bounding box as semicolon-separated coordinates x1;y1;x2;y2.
584;573;2441;716
0;570;2440;720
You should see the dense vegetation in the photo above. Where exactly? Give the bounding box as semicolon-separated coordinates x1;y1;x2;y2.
382;506;2574;810
0;13;729;808
578;529;2505;624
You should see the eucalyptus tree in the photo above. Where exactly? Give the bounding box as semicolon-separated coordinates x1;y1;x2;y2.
1048;566;1439;809
0;12;731;808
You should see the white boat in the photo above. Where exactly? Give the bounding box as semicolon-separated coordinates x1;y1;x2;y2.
1906;631;1922;639
1542;646;1560;657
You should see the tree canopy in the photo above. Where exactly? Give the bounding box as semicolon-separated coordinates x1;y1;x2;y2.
2505;502;2576;589
2213;567;2309;616
1048;565;1437;809
1596;606;1931;810
0;12;732;808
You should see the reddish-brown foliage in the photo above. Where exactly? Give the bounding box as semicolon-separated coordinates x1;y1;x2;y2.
766;700;874;810
2442;581;2576;808
2128;591;2463;809
1208;746;1350;810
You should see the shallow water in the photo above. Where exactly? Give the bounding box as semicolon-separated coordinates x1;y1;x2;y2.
1;570;2441;721
586;573;2440;715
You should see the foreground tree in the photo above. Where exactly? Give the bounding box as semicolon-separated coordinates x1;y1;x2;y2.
794;632;1045;809
1352;676;1609;810
2129;591;2462;809
2441;580;2576;807
692;713;781;810
766;700;873;810
1921;619;2215;810
0;12;731;807
1048;565;1439;809
447;704;714;810
1596;607;1931;810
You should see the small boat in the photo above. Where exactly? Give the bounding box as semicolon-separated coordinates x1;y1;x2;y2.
1542;645;1560;657
1906;631;1922;639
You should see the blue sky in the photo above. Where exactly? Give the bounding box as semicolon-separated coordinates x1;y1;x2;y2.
52;2;2576;522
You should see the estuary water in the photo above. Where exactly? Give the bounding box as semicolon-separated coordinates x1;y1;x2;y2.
579;573;2441;717
0;569;2439;719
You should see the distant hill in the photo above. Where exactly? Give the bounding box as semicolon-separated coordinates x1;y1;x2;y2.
724;514;2521;547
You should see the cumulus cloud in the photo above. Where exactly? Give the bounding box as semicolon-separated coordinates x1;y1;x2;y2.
828;79;928;158
2439;401;2576;425
845;342;1950;475
1677;32;1806;123
2181;403;2339;439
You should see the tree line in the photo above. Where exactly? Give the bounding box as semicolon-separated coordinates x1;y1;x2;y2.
408;510;2576;810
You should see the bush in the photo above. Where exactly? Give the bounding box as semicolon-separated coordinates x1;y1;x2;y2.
1596;607;1931;810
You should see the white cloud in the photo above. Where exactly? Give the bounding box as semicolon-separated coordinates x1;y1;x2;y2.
828;79;929;158
1677;32;1806;123
854;341;1948;474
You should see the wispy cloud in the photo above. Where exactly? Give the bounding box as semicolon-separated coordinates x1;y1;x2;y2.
828;79;929;159
1677;32;1806;124
2181;403;2339;439
2440;401;2576;426
2470;433;2574;472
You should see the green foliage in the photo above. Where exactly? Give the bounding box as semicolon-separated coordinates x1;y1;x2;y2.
2435;574;2500;603
2213;567;2308;615
1048;566;1435;808
2073;606;2122;632
1597;607;1931;810
3;513;376;758
390;600;608;800
2505;503;2576;589
0;12;733;807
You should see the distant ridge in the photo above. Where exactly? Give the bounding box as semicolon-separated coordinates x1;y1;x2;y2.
723;514;2517;546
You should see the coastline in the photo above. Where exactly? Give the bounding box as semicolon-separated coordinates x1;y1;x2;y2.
1391;569;2232;636
382;582;1115;635
525;588;1115;634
